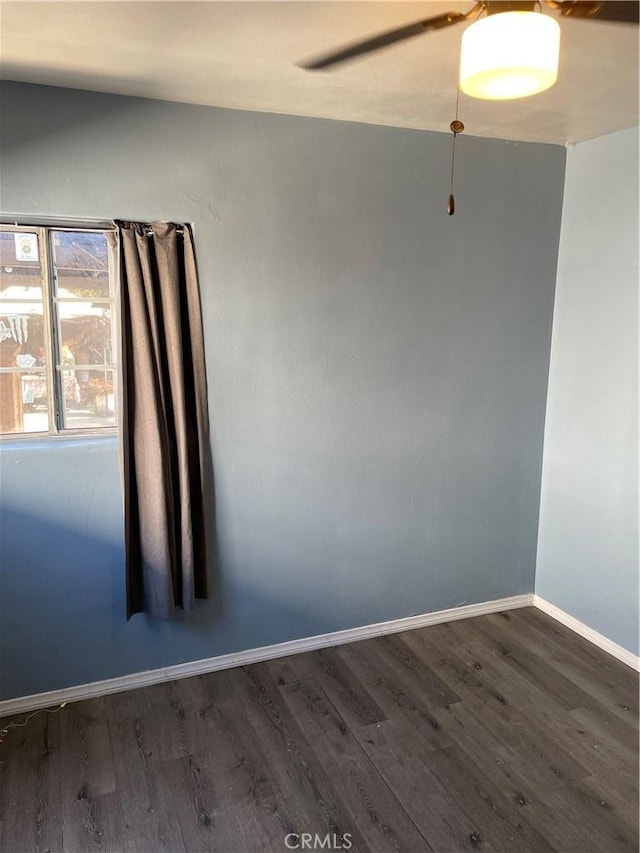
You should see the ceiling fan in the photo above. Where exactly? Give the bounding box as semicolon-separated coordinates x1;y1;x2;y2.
302;1;639;101
302;1;638;214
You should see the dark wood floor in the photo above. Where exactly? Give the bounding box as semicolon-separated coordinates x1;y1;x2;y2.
1;607;638;853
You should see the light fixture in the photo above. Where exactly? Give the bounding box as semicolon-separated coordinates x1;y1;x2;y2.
459;8;561;100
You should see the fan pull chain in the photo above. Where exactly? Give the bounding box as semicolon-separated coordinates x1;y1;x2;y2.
447;86;464;216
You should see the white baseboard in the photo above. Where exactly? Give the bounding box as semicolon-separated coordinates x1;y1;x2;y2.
0;593;533;717
533;595;640;672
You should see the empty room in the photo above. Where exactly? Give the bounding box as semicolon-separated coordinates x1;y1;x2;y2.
0;2;638;851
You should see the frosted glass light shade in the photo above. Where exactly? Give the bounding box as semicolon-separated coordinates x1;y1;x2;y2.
459;11;560;100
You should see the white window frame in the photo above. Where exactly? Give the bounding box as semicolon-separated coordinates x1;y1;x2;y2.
0;222;120;439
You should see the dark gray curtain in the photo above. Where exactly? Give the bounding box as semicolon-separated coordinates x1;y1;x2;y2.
116;222;211;619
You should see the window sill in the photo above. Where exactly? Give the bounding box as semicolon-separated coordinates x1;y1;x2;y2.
0;430;118;450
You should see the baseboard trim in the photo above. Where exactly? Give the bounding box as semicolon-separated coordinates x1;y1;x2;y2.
533;595;640;672
0;593;533;716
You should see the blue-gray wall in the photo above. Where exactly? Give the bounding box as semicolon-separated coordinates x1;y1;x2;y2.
0;82;565;699
536;127;639;655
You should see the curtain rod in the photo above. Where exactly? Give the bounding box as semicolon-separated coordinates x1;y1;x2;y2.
1;219;185;236
2;214;115;229
119;223;186;236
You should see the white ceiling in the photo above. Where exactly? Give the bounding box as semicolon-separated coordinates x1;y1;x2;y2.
0;0;638;145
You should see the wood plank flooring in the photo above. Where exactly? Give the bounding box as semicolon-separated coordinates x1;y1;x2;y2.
1;607;637;852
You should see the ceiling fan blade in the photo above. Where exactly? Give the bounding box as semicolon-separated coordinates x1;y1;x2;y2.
547;1;639;23
301;6;480;70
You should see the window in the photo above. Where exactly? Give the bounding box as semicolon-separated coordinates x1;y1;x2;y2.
0;224;118;436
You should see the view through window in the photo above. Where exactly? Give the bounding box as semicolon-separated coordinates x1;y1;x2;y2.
0;225;118;436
